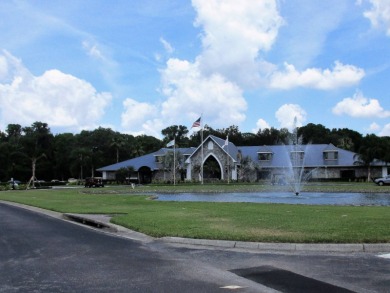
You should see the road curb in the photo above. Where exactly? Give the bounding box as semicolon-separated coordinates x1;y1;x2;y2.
2;201;390;253
160;237;390;253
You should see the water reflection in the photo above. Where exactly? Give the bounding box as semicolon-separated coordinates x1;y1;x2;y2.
156;192;390;206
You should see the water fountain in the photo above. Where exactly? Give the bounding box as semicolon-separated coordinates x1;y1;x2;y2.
281;118;315;196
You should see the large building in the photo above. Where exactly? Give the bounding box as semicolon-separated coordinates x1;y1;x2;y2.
97;135;388;184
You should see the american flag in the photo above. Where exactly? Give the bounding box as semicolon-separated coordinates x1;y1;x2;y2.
192;117;201;128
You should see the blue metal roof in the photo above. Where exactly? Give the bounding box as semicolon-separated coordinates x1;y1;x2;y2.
238;144;358;168
98;139;387;172
209;135;239;161
97;147;196;172
97;151;160;172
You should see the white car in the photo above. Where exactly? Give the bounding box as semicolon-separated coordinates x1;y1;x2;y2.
374;175;390;186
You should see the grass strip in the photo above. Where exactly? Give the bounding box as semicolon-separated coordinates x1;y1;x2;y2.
0;187;389;243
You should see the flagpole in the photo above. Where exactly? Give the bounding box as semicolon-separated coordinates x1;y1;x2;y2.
173;139;176;185
201;115;204;185
227;138;230;184
191;115;203;184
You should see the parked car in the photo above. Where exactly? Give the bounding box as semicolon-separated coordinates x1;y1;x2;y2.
374;175;390;186
84;177;105;188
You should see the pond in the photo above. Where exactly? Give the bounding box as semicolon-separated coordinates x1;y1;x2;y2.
156;192;390;206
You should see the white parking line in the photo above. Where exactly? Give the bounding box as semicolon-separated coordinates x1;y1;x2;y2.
378;253;390;259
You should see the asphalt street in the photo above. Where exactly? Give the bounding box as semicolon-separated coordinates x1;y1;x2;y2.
1;202;389;292
0;203;268;292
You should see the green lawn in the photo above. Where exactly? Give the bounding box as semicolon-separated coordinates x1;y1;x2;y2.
0;184;389;243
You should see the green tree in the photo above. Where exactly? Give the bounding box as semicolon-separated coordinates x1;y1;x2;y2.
216;125;243;145
161;125;189;147
69;147;91;180
137;134;162;154
241;132;258;146
331;128;362;152
116;166;135;183
6;124;23;144
53;133;76;180
21;122;53;187
162;150;184;183
256;127;286;145
354;134;385;181
240;155;259;182
110;136;126;163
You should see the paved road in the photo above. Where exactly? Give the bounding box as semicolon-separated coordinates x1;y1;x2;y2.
1;202;389;292
157;242;390;292
0;203;267;292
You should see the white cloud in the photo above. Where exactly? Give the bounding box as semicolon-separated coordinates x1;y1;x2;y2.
368;122;381;131
123;55;247;136
82;40;105;60
160;37;174;54
193;0;284;87
121;98;163;137
252;118;270;133
332;91;390;118
269;61;365;90
160;58;247;127
151;0;279;132
275;104;307;130
361;0;390;36
379;123;390;136
0;55;8;79
0;50;111;131
123;0;369;136
141;119;166;138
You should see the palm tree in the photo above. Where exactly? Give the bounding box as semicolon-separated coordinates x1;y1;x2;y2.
110;136;126;163
131;141;145;158
22;122;52;188
354;134;385;181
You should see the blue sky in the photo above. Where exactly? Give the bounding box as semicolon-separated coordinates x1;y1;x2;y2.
1;0;390;138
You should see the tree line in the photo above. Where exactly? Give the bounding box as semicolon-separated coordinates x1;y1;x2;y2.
0;121;389;183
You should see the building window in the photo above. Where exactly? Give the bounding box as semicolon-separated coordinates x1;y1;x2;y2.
258;152;272;161
323;151;338;160
155;156;164;163
290;151;304;161
208;141;214;150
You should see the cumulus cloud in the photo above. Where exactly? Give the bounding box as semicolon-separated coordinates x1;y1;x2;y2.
269;61;365;90
379;123;390;136
193;0;283;87
160;58;247;127
121;98;163;137
332;91;390;118
123;0;366;136
151;0;279;132
252;118;271;133
361;0;390;36
368;122;380;132
275;104;307;130
0;55;8;79
0;50;111;131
